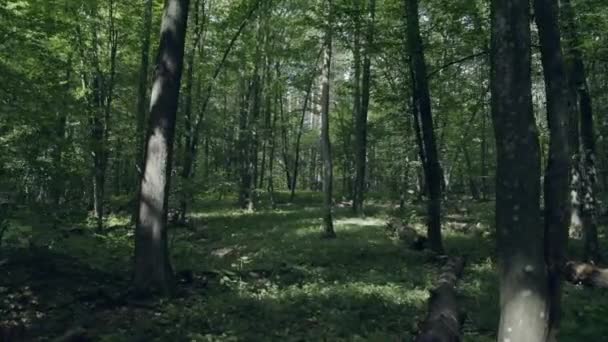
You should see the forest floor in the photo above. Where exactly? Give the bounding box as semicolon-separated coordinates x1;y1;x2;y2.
1;192;608;341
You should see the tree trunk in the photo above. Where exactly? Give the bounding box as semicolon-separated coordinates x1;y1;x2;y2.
353;0;376;215
134;0;189;296
351;0;363;211
179;0;202;223
290;61;319;202
534;0;573;338
491;0;549;340
406;0;443;253
480;111;488;200
135;0;153;191
238;77;254;210
415;257;465;342
561;0;600;262
320;0;335;238
278;89;293;190
462;144;479;201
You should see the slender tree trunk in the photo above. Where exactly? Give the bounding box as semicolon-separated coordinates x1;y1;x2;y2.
491;0;549;340
278;90;293;190
238;78;254;210
134;0;189;296
136;0;153;189
320;0;336;238
534;0;573;338
462;143;479;200
561;0;600;262
267;74;279;209
480;111;488;200
406;0;443;253
179;0;202;223
353;0;376;215
351;0;363;210
52;62;71;206
290;65;319;202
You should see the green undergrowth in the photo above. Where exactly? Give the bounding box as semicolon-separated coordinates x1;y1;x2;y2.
1;192;607;341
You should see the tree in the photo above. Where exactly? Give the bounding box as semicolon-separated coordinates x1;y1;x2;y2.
491;0;549;340
534;0;573;338
134;0;190;295
534;0;573;340
561;0;600;262
353;0;376;215
405;0;443;253
320;0;336;239
135;0;154;188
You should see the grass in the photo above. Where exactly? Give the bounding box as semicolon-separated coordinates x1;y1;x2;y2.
1;192;607;341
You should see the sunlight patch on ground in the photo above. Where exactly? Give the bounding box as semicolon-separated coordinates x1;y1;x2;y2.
335;217;386;227
240;280;429;307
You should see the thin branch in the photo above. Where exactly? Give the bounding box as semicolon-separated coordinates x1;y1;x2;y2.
427;50;488;79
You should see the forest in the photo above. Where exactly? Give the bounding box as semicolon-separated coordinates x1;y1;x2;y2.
1;0;608;340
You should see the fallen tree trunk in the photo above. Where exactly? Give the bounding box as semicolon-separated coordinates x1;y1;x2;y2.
415;256;465;342
564;261;608;288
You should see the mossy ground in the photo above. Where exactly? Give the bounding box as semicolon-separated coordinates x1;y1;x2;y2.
1;192;607;341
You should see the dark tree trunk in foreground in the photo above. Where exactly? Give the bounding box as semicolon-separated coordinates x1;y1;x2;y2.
561;0;600;262
134;0;190;295
353;0;376;215
534;0;572;338
406;0;443;253
491;0;549;340
320;0;336;238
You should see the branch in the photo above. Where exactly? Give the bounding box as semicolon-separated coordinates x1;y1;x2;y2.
427;50;488;79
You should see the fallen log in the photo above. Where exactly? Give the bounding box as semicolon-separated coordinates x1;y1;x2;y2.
564;261;608;288
386;218;427;250
415;256;466;342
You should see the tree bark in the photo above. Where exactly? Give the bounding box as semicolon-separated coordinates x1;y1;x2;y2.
289;49;322;202
134;0;190;296
561;0;600;262
320;0;335;238
534;0;573;338
351;0;363;211
179;0;203;223
406;0;443;253
135;0;154;189
491;0;549;340
353;0;376;215
415;257;465;342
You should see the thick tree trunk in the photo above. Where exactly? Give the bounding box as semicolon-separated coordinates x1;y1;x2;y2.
491;0;549;340
561;0;600;262
406;0;443;253
353;0;376;215
534;0;573;338
134;0;189;296
415;257;465;342
320;0;335;238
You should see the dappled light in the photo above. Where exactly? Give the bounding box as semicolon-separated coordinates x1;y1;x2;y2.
2;0;608;340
